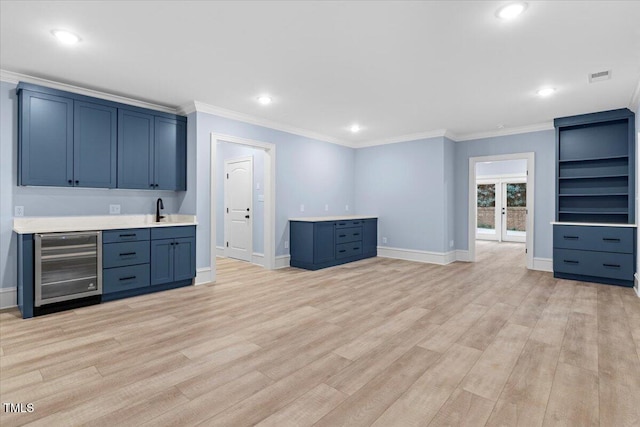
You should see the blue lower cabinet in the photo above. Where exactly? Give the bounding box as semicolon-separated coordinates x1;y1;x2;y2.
552;224;635;287
150;226;196;285
290;217;377;270
103;264;150;294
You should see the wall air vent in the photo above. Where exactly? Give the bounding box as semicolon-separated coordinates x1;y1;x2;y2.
589;70;611;83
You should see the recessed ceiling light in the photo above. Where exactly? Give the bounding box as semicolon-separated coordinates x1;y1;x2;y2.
51;29;81;45
536;87;556;97
350;124;361;133
256;95;272;105
496;2;528;20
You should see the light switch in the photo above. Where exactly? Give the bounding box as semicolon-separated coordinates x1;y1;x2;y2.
109;204;121;214
258;195;265;202
14;206;24;217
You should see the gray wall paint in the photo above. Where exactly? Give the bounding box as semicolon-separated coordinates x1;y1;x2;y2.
454;130;556;259
444;137;456;251
354;137;447;253
216;142;265;254
194;111;356;269
0;81;187;289
476;159;527;177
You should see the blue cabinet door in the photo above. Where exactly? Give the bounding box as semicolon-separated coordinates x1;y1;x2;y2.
151;239;174;285
154;117;187;191
313;222;335;264
118;109;154;189
19;91;73;186
74;101;117;188
362;219;378;256
173;237;195;282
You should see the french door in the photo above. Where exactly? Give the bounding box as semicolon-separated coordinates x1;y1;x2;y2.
477;178;527;242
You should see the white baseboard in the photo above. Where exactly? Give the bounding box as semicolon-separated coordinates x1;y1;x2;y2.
377;246;457;266
252;252;264;266
532;257;553;272
275;254;291;269
0;287;17;309
215;246;225;257
455;250;470;262
635;273;639;298
195;268;213;285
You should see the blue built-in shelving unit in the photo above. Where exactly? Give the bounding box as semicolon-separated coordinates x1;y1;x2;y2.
553;108;636;287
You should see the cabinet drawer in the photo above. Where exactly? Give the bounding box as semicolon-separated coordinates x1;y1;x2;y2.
335;227;363;244
553;248;633;281
336;241;363;259
103;241;150;268
553;225;634;254
103;264;150;294
151;226;196;240
103;228;150;243
335;219;365;229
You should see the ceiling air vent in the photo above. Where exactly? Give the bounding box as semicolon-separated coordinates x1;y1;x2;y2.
589;70;611;83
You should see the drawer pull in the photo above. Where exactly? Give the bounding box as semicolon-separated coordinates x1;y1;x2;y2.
353;222;360;225
339;234;346;238
353;247;360;250
119;276;137;281
563;235;579;240
602;238;621;242
338;222;346;226
563;260;579;264
119;233;136;238
353;233;360;236
119;252;137;256
603;263;621;268
338;249;346;253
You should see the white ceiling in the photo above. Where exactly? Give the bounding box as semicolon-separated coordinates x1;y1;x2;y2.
1;1;639;146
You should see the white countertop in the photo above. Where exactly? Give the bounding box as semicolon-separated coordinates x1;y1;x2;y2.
13;214;197;234
289;215;377;222
551;221;637;228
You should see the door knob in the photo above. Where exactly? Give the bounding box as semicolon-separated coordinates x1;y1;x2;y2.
246;208;250;211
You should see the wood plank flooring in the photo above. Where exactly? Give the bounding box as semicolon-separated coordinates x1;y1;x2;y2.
1;241;639;426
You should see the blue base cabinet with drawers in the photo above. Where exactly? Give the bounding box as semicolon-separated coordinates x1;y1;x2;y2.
102;226;196;302
552;108;636;287
290;217;377;270
552;225;635;287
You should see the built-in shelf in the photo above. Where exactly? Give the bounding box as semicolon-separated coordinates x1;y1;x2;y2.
558;193;628;197
558;174;628;180
558;211;629;216
558;155;629;163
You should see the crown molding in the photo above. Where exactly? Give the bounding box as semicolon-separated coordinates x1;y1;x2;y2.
454;122;554;142
0;69;178;114
186;100;355;148
630;74;640;113
355;129;450;148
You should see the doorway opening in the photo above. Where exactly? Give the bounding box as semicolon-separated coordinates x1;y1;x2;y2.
210;133;276;284
468;153;534;269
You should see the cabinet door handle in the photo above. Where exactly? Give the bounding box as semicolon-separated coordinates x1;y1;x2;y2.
119;276;136;281
602;238;621;242
353;233;360;236
563;260;579;264
150;184;154;188
338;249;346;253
353;247;360;250
75;180;79;185
563;236;579;240
119;252;136;256
603;263;621;268
68;179;73;185
339;234;346;238
119;233;136;237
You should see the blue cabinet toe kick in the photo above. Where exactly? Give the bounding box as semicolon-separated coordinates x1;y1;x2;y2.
553;272;634;288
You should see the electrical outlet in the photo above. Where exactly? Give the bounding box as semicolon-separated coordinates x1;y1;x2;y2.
345;204;349;211
14;206;24;217
449;240;454;248
325;204;329;211
109;204;121;214
300;204;305;212
382;237;388;244
284;240;289;249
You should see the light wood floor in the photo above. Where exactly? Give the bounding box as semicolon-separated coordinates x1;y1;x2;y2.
1;241;639;426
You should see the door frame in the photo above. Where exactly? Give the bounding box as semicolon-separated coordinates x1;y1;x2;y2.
224;156;254;261
468;152;535;269
210;133;276;285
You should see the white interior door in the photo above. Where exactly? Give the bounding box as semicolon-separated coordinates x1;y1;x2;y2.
224;157;253;262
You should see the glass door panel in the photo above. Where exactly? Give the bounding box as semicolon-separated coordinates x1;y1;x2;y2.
502;182;526;242
477;183;498;241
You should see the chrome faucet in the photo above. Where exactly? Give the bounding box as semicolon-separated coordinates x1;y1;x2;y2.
156;198;165;223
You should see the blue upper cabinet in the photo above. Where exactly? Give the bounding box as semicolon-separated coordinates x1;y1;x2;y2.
17;82;187;191
19;91;74;187
74;101;117;188
154;116;187;191
118;109;155;189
